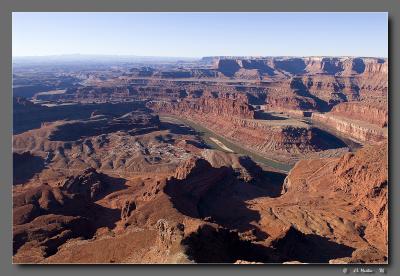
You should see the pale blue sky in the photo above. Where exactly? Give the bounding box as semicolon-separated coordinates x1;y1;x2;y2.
12;12;388;58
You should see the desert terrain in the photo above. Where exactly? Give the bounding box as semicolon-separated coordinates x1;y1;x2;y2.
12;56;388;264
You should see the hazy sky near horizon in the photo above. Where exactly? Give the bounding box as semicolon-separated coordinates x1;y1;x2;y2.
12;12;388;58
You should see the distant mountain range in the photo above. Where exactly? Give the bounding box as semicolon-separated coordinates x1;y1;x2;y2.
12;54;199;64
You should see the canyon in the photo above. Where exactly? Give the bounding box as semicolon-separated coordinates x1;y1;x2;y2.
12;56;388;264
148;92;349;164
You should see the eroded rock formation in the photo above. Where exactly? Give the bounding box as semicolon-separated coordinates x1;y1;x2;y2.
275;142;388;262
12;166;115;260
150;93;347;164
12;55;388;264
330;102;388;127
312;112;387;144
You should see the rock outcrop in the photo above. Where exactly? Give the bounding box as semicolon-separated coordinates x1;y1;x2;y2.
60;167;107;200
209;56;387;80
199;57;387;113
276;142;388;261
312;112;387;144
330;102;388;127
12;170;107;258
165;157;232;218
150;91;255;119
332;144;388;254
121;199;136;221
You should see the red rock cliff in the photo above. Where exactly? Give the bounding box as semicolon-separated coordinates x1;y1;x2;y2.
330;102;388;127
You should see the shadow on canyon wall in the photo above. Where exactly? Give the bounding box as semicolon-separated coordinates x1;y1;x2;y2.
254;111;289;121
13;152;45;185
13;101;149;135
165;160;286;242
12;172;128;256
182;224;355;263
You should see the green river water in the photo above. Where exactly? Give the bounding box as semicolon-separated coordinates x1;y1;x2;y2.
160;115;362;174
160;115;294;172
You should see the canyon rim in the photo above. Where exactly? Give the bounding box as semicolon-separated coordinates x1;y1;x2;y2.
12;12;388;264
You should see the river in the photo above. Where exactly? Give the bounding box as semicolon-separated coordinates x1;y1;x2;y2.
159;114;363;174
160;115;294;172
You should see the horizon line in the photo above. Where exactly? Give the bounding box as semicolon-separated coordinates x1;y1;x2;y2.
12;54;388;59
